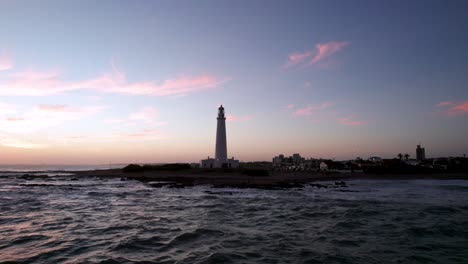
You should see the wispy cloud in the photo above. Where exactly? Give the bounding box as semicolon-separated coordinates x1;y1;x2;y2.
118;129;167;141
435;101;454;107
31;104;104;118
284;50;313;68
435;100;468;116
0;103;105;133
129;107;157;123
284;41;349;69
104;118;125;124
105;106;167;127
287;104;295;109
0;64;228;96
338;116;367;126
0;137;45;149
49;135;86;145
448;101;468;115
0;69;89;96
310;42;349;65
6;117;25;122
226;115;254;122
292;102;334;117
0;103;17;115
0;52;13;71
113;75;228;96
38;104;73;112
124;129;161;138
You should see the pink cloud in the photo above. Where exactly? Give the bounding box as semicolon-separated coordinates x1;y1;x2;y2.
6;117;24;122
0;65;228;96
287;104;295;109
38;104;74;112
0;104;105;133
448;101;468;116
105;106;167;129
113;75;227;96
122;129;166;140
0;52;13;71
27;104;104;123
284;41;349;69
310;41;349;65
435;100;468;116
435;101;454;107
284;50;313;68
292;102;334;117
0;69;87;96
226;115;254;122
338;116;367;126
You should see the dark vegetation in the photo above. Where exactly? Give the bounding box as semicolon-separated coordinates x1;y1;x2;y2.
122;163;270;176
122;163;192;172
241;168;269;176
362;158;468;174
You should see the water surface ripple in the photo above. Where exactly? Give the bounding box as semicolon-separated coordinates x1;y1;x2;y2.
0;177;467;263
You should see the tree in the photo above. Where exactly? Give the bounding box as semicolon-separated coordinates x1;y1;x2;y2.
404;154;410;161
397;153;403;160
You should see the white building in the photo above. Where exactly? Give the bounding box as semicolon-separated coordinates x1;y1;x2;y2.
200;105;240;168
320;162;329;171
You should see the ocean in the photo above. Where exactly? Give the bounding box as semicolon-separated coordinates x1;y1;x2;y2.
0;164;126;172
0;174;467;263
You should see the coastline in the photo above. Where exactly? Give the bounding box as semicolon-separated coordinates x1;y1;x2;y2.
69;169;468;188
5;168;467;189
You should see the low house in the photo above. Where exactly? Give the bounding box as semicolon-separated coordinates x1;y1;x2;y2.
320;162;328;171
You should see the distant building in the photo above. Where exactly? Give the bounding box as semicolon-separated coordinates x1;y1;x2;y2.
272;153;320;171
416;144;426;161
200;105;239;168
368;156;382;163
292;153;304;165
320;162;329;171
272;154;285;166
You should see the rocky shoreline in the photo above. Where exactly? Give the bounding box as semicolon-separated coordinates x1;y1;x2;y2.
6;168;467;190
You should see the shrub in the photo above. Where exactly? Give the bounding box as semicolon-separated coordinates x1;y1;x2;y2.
122;163;192;172
122;164;144;172
151;163;191;171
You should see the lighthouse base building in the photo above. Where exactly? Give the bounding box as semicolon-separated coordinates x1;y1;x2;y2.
200;157;239;169
200;105;240;169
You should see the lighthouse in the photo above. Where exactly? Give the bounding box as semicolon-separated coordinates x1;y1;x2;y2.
215;105;227;161
200;105;240;169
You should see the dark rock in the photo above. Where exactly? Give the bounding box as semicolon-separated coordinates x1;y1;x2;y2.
310;183;328;188
335;181;347;186
149;181;194;188
18;174;48;180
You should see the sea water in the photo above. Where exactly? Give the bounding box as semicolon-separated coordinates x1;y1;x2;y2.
0;175;467;263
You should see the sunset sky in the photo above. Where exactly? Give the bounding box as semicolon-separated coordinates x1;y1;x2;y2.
0;0;467;164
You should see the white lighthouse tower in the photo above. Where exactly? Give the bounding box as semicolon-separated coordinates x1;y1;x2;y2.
200;105;239;169
215;105;227;162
